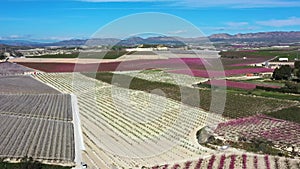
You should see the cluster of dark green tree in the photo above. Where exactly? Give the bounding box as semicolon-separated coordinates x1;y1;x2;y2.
0;53;6;60
267;61;300;94
272;61;300;80
272;65;292;80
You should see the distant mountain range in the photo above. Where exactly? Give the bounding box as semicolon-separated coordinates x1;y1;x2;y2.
0;40;44;47
1;31;300;47
209;31;300;43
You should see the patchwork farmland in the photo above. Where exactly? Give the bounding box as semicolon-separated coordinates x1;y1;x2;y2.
16;56;275;77
34;73;226;168
2;9;300;169
1;58;298;168
33;72;300;169
85;71;299;119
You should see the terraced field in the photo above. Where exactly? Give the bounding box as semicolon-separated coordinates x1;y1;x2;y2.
0;94;75;166
34;73;225;169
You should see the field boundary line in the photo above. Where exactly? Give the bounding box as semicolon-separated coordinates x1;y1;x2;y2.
71;94;85;169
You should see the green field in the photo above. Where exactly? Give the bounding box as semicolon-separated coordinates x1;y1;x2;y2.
84;72;299;119
220;49;300;61
255;49;300;61
232;78;285;86
198;82;300;102
251;90;300;101
265;106;300;124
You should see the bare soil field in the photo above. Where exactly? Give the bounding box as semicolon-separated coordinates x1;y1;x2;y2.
0;61;36;76
0;76;60;94
0;94;73;120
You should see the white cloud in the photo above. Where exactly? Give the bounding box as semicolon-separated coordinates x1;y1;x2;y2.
167;30;188;34
212;26;258;32
206;22;258;32
78;0;300;8
226;22;249;27
8;35;22;39
79;0;164;2
256;17;300;27
0;35;32;40
0;35;78;42
43;36;75;41
170;0;300;8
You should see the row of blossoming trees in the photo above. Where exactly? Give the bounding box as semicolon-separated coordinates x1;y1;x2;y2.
214;114;300;148
151;153;300;169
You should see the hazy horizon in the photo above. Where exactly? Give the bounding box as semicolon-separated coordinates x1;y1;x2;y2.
1;0;300;42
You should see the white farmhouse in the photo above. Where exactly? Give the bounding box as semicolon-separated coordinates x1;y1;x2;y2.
279;58;289;62
126;48;153;52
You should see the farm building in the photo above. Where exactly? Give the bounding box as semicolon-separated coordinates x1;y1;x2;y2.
260;72;273;77
278;58;289;62
126;47;154;52
126;45;169;52
268;61;294;69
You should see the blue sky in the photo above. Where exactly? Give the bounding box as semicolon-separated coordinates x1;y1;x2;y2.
1;0;300;41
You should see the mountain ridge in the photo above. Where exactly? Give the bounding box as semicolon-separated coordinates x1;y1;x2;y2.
1;31;300;47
